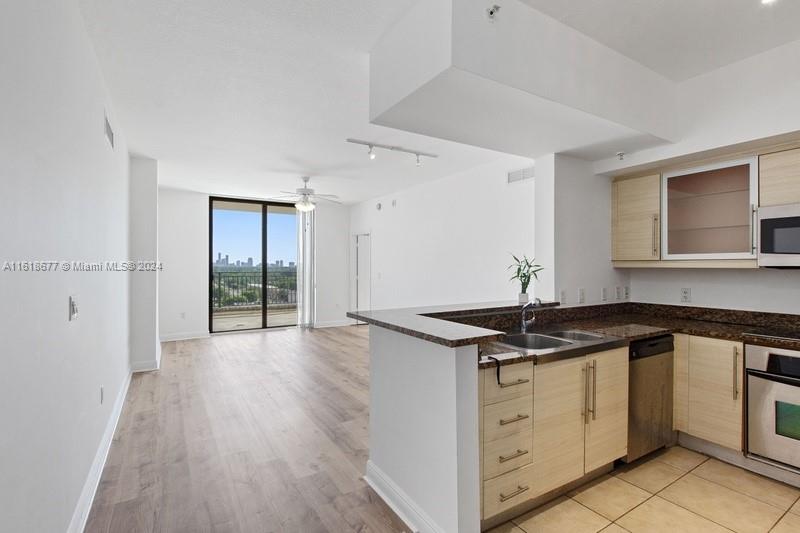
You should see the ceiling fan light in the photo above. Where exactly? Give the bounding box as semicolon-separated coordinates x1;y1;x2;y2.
295;196;316;212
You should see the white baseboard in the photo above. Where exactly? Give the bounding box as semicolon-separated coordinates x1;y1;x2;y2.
314;319;357;328
159;331;209;342
364;460;444;533
67;369;132;533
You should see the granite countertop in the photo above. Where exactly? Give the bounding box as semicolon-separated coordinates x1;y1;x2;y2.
346;301;558;348
349;301;800;366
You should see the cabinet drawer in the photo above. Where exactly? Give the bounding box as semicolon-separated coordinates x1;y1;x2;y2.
482;362;533;405
483;428;533;480
483;463;534;519
483;395;533;442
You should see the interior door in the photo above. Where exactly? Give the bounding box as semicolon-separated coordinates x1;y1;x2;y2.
355;234;371;317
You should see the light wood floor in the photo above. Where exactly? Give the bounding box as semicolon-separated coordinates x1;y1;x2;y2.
85;325;408;533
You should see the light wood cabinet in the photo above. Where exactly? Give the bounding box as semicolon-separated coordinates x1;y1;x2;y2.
532;357;586;497
532;348;629;498
672;334;689;432
584;348;629;472
613;174;661;261
760;148;800;207
483;361;533;405
687;336;743;451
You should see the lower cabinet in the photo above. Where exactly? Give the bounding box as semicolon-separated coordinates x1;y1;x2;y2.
584;348;630;472
687;336;744;450
672;334;690;432
531;347;628;499
480;348;629;520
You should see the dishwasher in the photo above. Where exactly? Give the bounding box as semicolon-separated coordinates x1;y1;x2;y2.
624;335;675;463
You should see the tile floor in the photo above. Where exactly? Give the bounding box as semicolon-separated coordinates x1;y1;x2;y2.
491;446;800;533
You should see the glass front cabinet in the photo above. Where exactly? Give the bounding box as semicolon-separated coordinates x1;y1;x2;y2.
661;158;759;260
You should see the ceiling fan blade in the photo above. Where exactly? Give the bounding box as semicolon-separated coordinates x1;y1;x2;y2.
314;196;342;204
279;191;298;195
313;193;340;199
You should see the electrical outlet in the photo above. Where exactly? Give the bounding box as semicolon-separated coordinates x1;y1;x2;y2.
100;386;104;405
681;288;692;303
601;287;608;302
624;286;630;299
560;290;567;305
615;286;622;300
578;288;586;304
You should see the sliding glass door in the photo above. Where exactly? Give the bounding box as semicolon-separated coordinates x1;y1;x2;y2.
209;198;297;332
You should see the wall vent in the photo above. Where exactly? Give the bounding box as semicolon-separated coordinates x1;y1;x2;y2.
507;166;534;183
104;113;115;149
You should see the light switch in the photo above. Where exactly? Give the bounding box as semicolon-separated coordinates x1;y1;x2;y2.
69;296;79;321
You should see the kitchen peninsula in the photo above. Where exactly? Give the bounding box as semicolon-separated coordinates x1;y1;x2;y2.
348;301;800;533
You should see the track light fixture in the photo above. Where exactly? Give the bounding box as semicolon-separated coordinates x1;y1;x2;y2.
346;138;438;166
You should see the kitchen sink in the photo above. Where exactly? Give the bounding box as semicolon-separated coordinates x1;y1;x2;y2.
546;330;604;341
503;333;573;350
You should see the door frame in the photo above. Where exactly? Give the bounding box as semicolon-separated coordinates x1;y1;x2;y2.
352;233;371;325
208;196;297;333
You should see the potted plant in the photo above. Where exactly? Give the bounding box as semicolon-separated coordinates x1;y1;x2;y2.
508;254;543;304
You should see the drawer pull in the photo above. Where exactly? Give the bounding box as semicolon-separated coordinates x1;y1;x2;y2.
498;449;529;463
499;413;529;426
498;378;530;389
499;485;530;502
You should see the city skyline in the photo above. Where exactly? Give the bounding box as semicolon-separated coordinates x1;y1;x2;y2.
212;207;297;266
213;252;295;268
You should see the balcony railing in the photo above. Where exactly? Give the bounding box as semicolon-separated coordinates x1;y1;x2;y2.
211;270;297;310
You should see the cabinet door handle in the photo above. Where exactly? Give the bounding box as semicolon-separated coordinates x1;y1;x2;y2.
498;449;529;463
499;414;529;426
652;214;659;257
733;346;739;400
499;485;530;502
591;359;597;420
583;362;590;424
498;378;530;389
750;204;757;254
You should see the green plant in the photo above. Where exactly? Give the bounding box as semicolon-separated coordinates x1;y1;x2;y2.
508;254;543;294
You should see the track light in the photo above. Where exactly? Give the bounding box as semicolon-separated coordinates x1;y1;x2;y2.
347;138;438;166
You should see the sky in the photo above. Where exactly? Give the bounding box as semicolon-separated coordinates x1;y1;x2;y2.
212;207;297;265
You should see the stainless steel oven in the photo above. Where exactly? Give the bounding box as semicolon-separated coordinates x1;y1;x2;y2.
758;204;800;268
746;344;800;472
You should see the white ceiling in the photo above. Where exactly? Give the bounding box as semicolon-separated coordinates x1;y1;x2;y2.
521;0;800;81
78;0;522;204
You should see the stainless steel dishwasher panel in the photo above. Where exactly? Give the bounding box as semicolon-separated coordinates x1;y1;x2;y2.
625;336;675;463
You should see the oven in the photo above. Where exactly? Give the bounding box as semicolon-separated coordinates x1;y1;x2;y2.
746;344;800;472
758;204;800;268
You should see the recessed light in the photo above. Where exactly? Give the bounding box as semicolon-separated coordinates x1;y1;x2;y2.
762;0;777;5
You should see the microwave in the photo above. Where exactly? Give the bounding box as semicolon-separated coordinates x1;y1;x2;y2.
759;204;800;268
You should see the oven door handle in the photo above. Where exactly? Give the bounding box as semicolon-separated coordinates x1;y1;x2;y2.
747;369;800;388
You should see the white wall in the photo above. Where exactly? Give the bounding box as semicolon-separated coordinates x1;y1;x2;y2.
314;203;352;327
158;187;209;340
0;3;131;532
157;188;351;337
630;269;800;315
129;157;161;369
534;154;629;305
349;156;535;309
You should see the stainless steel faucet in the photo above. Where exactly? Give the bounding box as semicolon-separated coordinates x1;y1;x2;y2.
520;298;542;334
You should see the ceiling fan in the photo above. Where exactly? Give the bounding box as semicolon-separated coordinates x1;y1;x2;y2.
269;176;340;212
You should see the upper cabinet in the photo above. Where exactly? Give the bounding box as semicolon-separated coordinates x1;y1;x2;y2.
612;174;661;261
662;158;758;260
760;148;800;207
